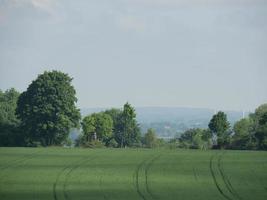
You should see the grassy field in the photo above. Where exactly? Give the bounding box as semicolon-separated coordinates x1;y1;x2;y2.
0;148;266;200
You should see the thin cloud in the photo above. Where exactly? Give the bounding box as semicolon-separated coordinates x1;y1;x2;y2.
0;0;63;24
118;15;146;33
124;0;266;7
3;0;58;13
29;0;56;13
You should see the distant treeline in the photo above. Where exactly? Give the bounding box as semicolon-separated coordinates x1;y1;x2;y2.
0;70;266;150
176;106;267;150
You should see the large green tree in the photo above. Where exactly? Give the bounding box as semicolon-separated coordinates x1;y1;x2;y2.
118;102;141;147
16;71;81;146
208;111;230;148
0;88;22;146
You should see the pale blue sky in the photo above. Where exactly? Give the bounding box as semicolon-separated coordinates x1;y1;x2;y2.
0;0;266;110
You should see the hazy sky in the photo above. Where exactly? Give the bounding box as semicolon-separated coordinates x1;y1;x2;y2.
0;0;266;111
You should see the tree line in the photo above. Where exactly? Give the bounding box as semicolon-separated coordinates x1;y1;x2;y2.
0;70;266;150
177;107;267;150
0;71;142;147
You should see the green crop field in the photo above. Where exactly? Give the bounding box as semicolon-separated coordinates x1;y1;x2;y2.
0;148;266;200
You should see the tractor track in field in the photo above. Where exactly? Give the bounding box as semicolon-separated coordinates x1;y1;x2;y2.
53;161;74;200
193;167;198;182
134;158;147;200
133;154;160;200
0;150;54;199
210;153;242;200
0;149;43;180
63;156;97;200
53;155;96;200
250;169;266;191
0;149;45;199
144;155;161;200
54;150;107;200
0;149;42;171
218;154;243;200
209;154;233;200
99;176;109;200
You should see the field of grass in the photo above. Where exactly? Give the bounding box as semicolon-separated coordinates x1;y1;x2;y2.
0;148;266;200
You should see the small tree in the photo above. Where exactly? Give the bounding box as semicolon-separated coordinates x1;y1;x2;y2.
95;113;113;142
143;128;158;148
179;128;212;149
81;115;96;142
81;112;113;144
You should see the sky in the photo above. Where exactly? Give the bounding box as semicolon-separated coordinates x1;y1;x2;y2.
0;0;266;111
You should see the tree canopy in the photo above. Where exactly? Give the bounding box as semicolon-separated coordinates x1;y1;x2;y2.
81;112;113;143
231;118;256;149
16;71;81;146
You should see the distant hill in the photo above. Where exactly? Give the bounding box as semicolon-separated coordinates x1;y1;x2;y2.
81;107;249;139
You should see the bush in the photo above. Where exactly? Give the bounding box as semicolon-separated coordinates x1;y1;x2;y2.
106;138;118;148
82;140;105;148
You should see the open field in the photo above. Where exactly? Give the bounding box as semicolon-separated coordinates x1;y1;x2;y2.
0;148;266;200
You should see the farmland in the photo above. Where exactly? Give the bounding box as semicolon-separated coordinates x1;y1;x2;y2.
0;148;266;200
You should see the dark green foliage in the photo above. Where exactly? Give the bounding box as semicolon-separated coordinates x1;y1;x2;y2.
208;111;230;148
81;140;105;148
16;71;81;146
255;125;267;150
208;111;230;135
106;138;118;148
0;88;23;146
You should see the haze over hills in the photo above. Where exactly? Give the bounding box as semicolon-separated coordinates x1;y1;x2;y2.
81;107;249;139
